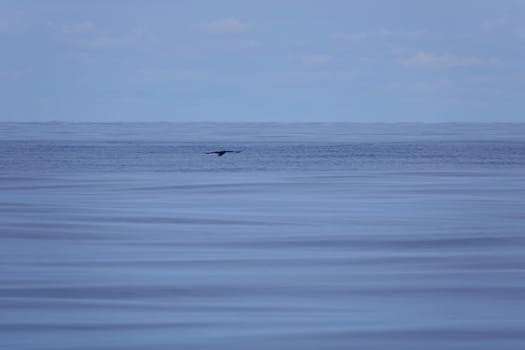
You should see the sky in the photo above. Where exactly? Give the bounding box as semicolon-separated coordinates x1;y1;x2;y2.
0;0;524;122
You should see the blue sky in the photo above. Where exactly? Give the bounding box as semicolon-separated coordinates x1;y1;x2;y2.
1;0;524;122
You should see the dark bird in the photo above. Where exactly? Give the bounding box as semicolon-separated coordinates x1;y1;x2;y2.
205;150;242;157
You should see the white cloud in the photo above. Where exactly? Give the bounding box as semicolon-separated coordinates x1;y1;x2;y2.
336;29;423;41
136;69;207;82
64;28;145;49
336;32;369;41
387;78;450;94
210;39;259;49
377;29;424;38
63;21;94;34
0;19;9;32
88;31;144;49
402;52;482;68
201;18;247;34
283;70;354;82
480;17;507;31
520;27;525;39
0;69;28;80
300;54;333;65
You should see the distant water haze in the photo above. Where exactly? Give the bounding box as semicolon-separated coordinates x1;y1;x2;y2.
1;123;525;350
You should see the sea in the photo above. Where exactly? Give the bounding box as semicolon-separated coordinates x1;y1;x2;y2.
1;122;525;350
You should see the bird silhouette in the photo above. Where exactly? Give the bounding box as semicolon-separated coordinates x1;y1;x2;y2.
205;150;242;157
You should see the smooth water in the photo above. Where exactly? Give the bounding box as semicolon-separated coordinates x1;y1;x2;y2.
1;123;525;350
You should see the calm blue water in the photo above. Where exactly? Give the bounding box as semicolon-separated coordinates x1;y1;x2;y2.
1;123;525;350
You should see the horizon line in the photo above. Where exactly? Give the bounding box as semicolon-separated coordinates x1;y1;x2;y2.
2;121;524;124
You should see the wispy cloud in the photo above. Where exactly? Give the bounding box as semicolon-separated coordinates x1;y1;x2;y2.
87;35;136;49
402;52;482;68
283;70;355;82
387;78;450;94
63;21;94;34
377;29;424;38
201;18;247;34
0;69;29;80
63;27;145;50
135;69;207;82
335;32;369;41
480;17;507;31
0;19;9;32
300;54;333;65
336;29;423;41
209;39;259;49
61;19;148;50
